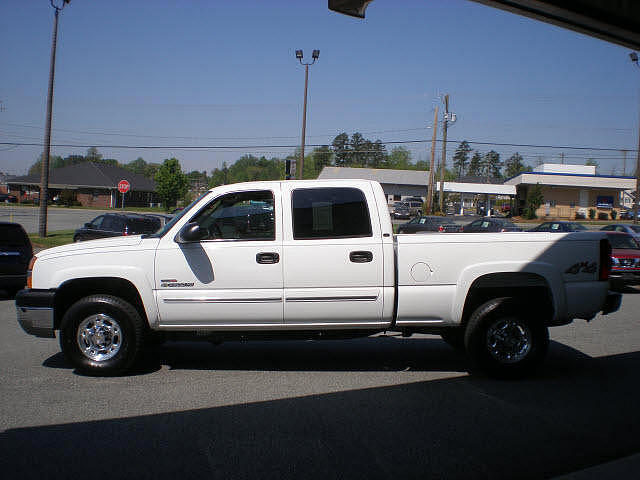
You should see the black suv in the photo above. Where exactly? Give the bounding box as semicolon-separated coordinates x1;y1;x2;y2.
74;213;161;242
0;222;33;294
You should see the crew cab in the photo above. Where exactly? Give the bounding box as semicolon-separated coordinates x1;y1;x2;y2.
16;180;621;377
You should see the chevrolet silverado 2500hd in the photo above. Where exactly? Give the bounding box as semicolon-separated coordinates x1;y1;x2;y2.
16;180;621;377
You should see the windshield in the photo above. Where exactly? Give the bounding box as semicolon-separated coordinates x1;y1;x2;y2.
144;192;210;239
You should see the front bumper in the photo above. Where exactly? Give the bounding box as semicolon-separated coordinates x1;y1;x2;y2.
15;289;56;338
602;291;622;315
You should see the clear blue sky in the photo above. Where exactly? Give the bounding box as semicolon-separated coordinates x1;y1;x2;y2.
1;0;639;176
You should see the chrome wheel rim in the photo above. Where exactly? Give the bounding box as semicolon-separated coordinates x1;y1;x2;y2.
486;318;531;364
77;314;122;361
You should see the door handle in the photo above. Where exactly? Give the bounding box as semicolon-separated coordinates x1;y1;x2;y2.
256;252;280;264
349;251;373;263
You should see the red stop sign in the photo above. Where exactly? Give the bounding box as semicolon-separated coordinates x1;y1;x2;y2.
118;180;130;194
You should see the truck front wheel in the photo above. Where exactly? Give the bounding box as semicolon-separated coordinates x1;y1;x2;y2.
59;295;144;376
464;297;549;378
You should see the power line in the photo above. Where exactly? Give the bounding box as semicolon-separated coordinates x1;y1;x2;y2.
1;138;637;152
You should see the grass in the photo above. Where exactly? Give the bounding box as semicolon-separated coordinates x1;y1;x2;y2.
29;230;76;249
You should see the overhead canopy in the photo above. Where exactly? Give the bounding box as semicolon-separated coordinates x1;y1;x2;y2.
329;0;640;50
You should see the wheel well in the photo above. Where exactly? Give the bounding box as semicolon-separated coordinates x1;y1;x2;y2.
461;273;554;327
53;277;147;330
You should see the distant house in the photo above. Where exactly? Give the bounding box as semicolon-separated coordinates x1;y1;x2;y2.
6;162;159;208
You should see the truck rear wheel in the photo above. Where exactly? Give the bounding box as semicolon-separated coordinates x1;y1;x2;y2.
59;295;144;376
464;297;549;378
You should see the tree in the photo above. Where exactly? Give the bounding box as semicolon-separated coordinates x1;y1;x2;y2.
155;158;189;210
484;150;502;179
125;157;148;175
28;153;62;175
312;145;333;174
332;133;350;167
452;140;472;178
504;153;529;178
370;140;387;168
350;132;366;166
85;147;102;163
387;147;412;169
467;151;483;177
524;183;544;219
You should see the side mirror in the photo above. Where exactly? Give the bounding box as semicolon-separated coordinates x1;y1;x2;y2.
177;222;207;243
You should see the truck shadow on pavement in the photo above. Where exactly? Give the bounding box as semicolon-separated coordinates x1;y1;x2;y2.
8;345;640;480
45;335;591;376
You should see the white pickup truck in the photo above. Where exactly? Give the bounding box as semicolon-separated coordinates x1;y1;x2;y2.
16;179;621;377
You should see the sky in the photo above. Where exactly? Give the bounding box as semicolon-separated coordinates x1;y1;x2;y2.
1;0;639;177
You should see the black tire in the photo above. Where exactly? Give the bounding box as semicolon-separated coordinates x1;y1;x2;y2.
464;297;549;378
440;327;465;350
73;235;82;242
59;295;145;376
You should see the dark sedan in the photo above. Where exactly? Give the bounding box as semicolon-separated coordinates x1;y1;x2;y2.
74;213;161;242
462;217;522;232
397;216;461;234
0;222;33;295
529;221;588;232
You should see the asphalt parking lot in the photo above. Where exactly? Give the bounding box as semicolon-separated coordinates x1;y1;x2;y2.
1;289;640;479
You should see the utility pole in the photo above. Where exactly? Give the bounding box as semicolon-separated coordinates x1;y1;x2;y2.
560;152;564;164
438;94;449;213
630;52;640;224
426;106;439;215
39;0;69;238
622;150;628;176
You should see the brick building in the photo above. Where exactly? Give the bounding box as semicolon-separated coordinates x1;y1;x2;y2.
5;162;159;208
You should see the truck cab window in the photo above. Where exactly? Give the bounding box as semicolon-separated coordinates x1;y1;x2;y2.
292;187;372;239
191;190;275;241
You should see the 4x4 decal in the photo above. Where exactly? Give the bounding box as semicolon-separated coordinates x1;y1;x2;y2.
565;261;597;275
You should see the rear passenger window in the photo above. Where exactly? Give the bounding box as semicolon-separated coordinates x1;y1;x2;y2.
292;187;372;239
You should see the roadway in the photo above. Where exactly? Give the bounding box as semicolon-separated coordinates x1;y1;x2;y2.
1;290;639;479
0;205;110;233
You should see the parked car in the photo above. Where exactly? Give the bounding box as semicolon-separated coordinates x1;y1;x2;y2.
462;217;523;232
604;232;640;288
0;222;33;295
73;213;161;242
0;193;18;203
391;202;411;220
618;209;638;220
600;224;640;241
528;221;588;232
397;215;462;234
144;214;174;226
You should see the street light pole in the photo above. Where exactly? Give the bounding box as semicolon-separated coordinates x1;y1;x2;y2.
295;49;319;180
630;52;640;225
39;0;69;237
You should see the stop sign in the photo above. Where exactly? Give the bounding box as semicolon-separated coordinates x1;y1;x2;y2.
118;180;130;194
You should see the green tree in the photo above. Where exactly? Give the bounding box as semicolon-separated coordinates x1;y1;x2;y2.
369;140;387;168
85;147;102;163
332;133;350;167
312;145;333;174
387;147;412;169
452;140;472;178
504;152;529;178
350;132;366;166
524;183;544;219
484;150;502;179
467;151;483;176
28;153;63;175
125;157;148;175
155;158;189;210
